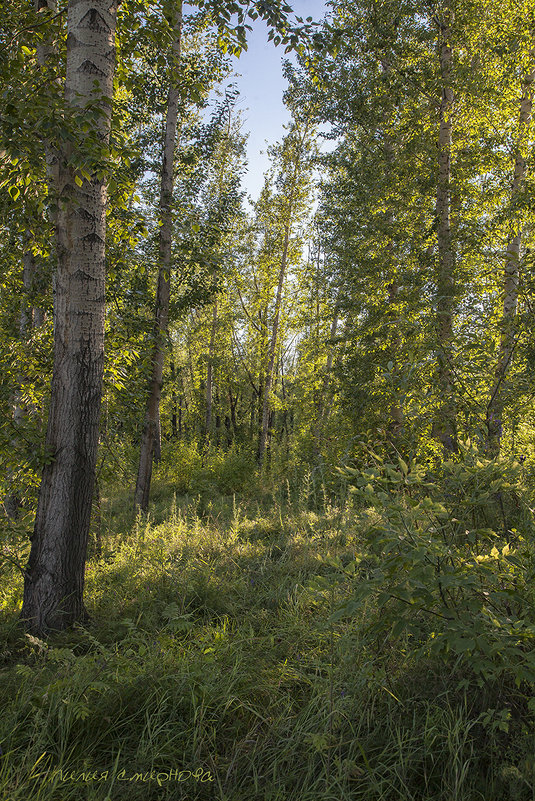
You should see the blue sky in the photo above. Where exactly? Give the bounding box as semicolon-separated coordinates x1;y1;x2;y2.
229;0;329;201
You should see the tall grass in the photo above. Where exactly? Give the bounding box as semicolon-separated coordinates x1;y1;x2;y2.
0;480;533;800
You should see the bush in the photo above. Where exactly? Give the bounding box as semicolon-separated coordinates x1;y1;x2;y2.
334;446;535;690
155;442;256;497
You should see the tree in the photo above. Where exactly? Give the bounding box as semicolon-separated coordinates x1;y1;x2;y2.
132;1;311;507
21;0;118;634
293;0;535;459
11;0;304;632
486;44;535;455
256;120;314;462
135;1;183;512
432;0;457;453
294;0;438;453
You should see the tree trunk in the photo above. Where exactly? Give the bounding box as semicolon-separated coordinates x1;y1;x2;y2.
135;2;183;511
255;303;268;451
314;304;339;454
486;51;535;456
432;11;457;453
228;386;238;439
215;389;221;447
170;360;178;438
205;300;218;441
386;280;404;440
153;414;162;464
256;123;309;463
258;224;290;463
21;0;117;635
383;145;403;438
249;386;257;442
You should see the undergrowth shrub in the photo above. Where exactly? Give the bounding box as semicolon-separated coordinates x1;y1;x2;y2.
334;445;535;692
155;442;256;496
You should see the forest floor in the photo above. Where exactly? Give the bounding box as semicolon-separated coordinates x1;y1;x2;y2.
0;473;534;800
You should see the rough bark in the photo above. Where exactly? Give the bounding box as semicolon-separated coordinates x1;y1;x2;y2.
432;12;457;453
486;52;535;456
215;389;221;446
21;0;117;634
249;386;257;442
135;2;183;511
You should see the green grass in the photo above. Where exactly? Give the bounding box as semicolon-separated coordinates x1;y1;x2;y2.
0;483;534;800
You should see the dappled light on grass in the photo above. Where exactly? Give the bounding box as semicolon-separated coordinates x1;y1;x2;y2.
2;476;535;799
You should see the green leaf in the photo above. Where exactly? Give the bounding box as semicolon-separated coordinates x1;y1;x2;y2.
391;618;407;638
398;457;409;476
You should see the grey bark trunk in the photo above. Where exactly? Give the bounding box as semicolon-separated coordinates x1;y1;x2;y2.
486;51;535;456
21;0;117;635
432;12;457;453
135;3;183;511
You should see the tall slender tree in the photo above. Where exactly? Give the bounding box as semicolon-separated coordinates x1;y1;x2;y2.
257;120;313;462
486;46;535;456
21;0;118;634
135;1;183;512
432;2;458;453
